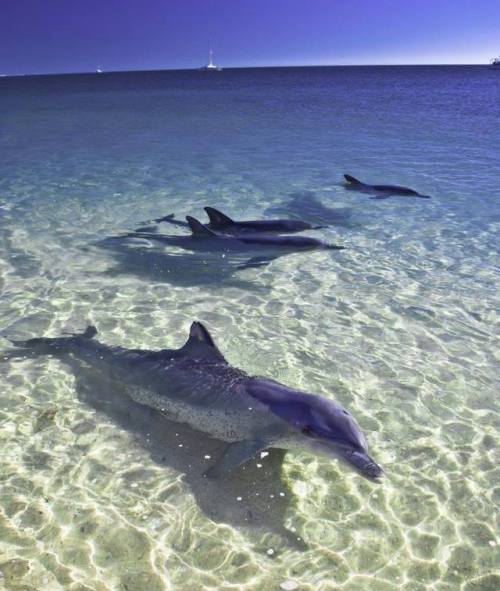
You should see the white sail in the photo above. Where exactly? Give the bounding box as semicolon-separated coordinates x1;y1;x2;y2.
202;47;222;71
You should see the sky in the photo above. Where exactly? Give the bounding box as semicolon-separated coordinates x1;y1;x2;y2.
1;0;499;75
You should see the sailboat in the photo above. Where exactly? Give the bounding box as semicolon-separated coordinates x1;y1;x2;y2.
490;56;500;69
200;48;222;71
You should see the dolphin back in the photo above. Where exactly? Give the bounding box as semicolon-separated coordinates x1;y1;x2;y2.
372;184;418;195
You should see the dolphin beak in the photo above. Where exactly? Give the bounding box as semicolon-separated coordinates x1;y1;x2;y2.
343;450;384;481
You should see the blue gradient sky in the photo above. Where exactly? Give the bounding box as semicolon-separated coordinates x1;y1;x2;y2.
1;0;499;74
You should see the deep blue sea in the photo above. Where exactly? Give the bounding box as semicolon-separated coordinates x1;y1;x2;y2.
0;66;499;590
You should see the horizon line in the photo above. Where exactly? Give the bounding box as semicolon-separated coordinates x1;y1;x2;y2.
0;63;492;79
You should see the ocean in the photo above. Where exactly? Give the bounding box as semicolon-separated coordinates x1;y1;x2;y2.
0;66;498;590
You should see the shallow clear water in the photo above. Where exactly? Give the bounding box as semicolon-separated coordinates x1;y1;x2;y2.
0;66;499;590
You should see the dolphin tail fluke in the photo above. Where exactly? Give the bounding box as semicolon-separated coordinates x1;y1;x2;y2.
204;207;234;229
138;213;172;225
137;214;189;229
154;213;175;223
5;325;97;358
203;439;270;479
186;216;217;237
344;174;364;186
156;214;190;227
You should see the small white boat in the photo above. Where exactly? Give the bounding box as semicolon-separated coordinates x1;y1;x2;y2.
201;49;222;71
96;66;103;74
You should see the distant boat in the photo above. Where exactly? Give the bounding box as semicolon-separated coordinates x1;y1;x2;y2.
200;49;222;71
490;56;500;68
96;66;103;74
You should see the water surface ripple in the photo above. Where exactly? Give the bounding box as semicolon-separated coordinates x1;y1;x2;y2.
0;66;499;591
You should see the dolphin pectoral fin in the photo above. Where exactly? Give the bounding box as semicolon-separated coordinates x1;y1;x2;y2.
370;195;391;200
203;439;269;479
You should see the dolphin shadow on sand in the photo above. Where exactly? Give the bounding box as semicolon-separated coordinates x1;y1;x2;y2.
68;363;305;549
95;236;266;291
265;191;356;228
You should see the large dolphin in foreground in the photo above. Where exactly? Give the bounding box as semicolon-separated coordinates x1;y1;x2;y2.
344;174;431;199
6;321;383;481
150;207;323;234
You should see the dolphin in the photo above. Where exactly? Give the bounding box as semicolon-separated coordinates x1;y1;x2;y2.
5;322;383;480
150;208;323;234
116;215;344;268
344;174;431;199
204;207;324;233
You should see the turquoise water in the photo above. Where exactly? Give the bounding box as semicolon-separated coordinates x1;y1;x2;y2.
0;66;499;590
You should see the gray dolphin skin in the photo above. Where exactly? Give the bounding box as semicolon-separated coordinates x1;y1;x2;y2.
154;207;323;234
121;216;344;264
7;322;383;481
344;174;431;199
204;206;323;233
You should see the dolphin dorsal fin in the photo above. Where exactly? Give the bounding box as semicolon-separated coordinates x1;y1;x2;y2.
344;174;363;185
204;207;234;229
180;321;227;362
186;216;217;237
187;321;217;347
